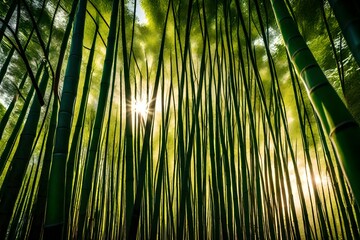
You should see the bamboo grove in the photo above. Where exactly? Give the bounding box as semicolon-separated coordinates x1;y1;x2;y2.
0;0;360;239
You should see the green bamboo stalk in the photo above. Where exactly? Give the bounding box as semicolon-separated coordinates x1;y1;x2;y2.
28;98;58;240
44;0;87;237
114;69;124;240
150;75;173;240
174;0;194;236
72;114;95;237
195;88;204;239
218;27;237;240
78;0;119;237
53;0;81;97
9;157;39;240
89;129;107;239
108;111;118;239
11;126;46;240
0;72;27;140
315;111;358;238
97;21;120;238
271;0;360;204
0;67;49;238
0;93;18;139
0;47;15;85
64;24;98;236
0;0;17;44
120;0;135;234
0;64;44;174
213;40;230;240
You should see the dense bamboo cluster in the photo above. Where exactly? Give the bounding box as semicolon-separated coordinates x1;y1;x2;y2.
0;0;359;239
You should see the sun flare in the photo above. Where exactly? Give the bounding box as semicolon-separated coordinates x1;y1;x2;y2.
132;98;149;118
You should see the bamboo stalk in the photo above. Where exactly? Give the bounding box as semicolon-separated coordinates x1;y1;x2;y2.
271;0;360;205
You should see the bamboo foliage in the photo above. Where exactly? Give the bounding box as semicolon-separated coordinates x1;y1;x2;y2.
0;0;360;239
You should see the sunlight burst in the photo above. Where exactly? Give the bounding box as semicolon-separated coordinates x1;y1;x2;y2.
132;98;149;118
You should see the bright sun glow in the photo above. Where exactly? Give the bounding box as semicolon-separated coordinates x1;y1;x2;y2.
132;98;149;118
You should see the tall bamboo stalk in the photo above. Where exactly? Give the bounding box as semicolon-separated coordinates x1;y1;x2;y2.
271;0;360;204
78;0;120;237
44;0;87;238
0;67;49;238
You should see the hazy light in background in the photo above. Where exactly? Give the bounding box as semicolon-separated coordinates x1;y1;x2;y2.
127;0;148;25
